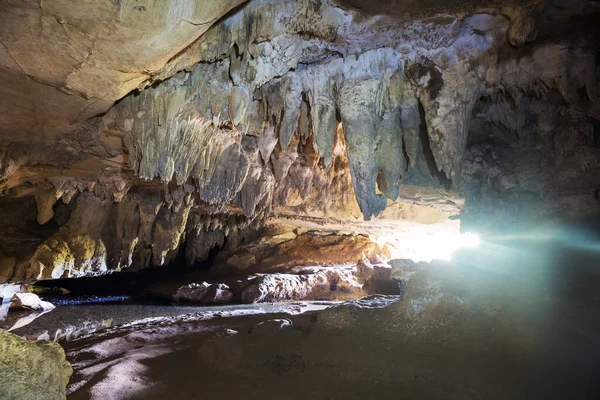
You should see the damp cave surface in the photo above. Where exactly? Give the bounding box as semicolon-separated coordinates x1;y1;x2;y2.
9;224;600;400
64;236;600;399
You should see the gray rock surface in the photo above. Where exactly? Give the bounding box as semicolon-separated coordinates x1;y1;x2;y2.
240;269;364;303
173;282;233;304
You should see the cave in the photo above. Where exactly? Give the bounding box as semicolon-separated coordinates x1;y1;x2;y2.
1;0;600;399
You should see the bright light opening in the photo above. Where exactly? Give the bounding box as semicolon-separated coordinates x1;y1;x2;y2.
375;225;480;263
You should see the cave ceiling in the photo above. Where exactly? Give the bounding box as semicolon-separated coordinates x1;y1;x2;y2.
0;0;599;283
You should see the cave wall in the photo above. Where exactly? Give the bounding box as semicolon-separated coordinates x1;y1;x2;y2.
1;0;599;283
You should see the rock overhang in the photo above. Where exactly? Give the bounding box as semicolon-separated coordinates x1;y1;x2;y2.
0;0;598;283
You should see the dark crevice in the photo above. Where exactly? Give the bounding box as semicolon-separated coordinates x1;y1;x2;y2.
401;136;411;173
591;116;600;147
376;169;388;195
0;196;61;260
417;101;453;189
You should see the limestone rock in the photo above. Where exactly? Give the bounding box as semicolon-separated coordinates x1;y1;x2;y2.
240;268;364;303
0;0;248;140
34;191;57;225
219;231;389;274
173;282;211;303
326;294;402;310
173;282;233;304
389;259;421;281
11;293;55;313
0;284;21;321
203;284;234;304
357;259;403;295
0;329;72;400
226;253;257;270
258;231;297;245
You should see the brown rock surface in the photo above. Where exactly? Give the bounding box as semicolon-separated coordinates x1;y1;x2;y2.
0;0;247;140
218;230;390;274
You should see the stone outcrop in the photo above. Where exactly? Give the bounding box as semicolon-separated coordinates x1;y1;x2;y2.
217;229;390;274
154;260;404;304
10;293;55;313
0;284;21;321
0;289;57;332
240;268;364;303
173;282;233;304
0;329;72;400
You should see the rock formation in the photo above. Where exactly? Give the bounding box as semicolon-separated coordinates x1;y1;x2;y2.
0;0;599;283
0;329;72;400
173;282;234;304
1;3;599;399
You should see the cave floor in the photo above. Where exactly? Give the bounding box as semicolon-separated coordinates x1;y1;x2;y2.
58;233;600;400
10;301;336;341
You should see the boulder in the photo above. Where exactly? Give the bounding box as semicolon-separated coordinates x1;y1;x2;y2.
11;293;55;313
202;284;234;304
0;284;21;321
240;268;364;303
173;282;233;304
4;292;56;332
0;329;72;400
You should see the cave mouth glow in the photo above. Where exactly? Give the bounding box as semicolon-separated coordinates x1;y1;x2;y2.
374;223;480;262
